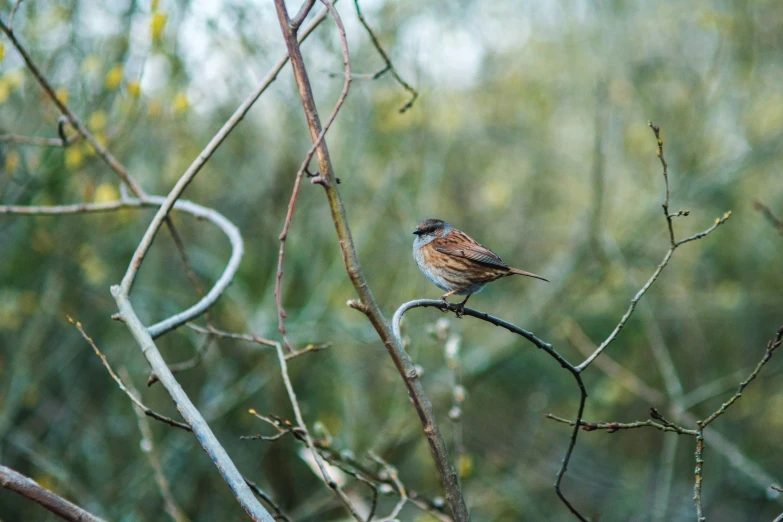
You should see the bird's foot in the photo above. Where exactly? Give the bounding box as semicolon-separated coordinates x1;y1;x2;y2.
453;304;465;319
438;297;450;314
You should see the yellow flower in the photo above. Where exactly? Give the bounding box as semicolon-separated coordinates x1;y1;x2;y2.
65;147;83;168
88;110;107;132
104;65;124;90
55;87;69;104
81;55;101;74
0;44;4;63
5;150;20;173
94;183;119;203
126;80;141;97
172;91;189;113
151;12;167;41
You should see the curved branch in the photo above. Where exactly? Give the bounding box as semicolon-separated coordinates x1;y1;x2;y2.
392;300;589;522
117;3;333;296
0;197;241;339
0;465;107;522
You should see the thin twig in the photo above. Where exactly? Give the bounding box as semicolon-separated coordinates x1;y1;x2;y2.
353;0;418;112
700;326;783;428
693;429;705;522
0;465;107;522
290;0;316;29
545;413;697;436
754;200;783;238
576;122;731;373
649;121;675;246
368;452;407;522
0;18;145;197
274;0;352;351
186;324;330;360
272;339;364;521
122;369;192;522
117;3;333;297
245;478;293;522
147;334;214;387
69;316;192;432
8;0;23;30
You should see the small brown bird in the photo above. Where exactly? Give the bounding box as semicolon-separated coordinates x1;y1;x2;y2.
412;218;548;312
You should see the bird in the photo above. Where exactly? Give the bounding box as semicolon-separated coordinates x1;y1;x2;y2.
412;218;548;314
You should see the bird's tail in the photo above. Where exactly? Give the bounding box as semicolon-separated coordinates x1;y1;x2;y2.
508;267;549;282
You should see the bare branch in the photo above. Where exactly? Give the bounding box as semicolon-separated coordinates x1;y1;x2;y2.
353;0;418;112
69;316;192;432
576;123;731;373
754;200;783;237
274;0;352;351
393;299;589;522
545;413;697;436
117;3;333;297
123;370;192;522
700;325;783;428
368;452;407;522
693;429;705;521
187;323;331;361
8;0;23;30
244;479;293;522
290;0;316;29
272;338;364;521
0;465;107;522
0;19;145;197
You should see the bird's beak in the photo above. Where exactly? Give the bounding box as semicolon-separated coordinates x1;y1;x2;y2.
413;229;423;235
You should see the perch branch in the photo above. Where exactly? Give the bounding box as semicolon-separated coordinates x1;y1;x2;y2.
393;300;589;522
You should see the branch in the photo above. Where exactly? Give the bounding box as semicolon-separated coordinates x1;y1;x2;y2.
122;370;192;522
70;317;191;432
575;123;731;373
393;300;589;522
0;196;243;340
274;0;352;350
0;465;107;522
117;2;333;297
353;0;418;113
0;18;145;197
754;200;783;238
272;0;469;516
271;336;364;521
700;325;783;428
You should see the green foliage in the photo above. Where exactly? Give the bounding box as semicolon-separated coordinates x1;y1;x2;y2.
2;0;783;520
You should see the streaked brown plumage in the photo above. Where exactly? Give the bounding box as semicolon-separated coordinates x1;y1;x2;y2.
412;218;547;312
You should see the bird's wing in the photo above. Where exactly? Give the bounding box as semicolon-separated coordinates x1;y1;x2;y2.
431;230;509;269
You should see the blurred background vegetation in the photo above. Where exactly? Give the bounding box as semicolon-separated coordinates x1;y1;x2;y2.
1;0;783;520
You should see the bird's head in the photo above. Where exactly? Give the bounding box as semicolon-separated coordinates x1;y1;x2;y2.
413;219;450;245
